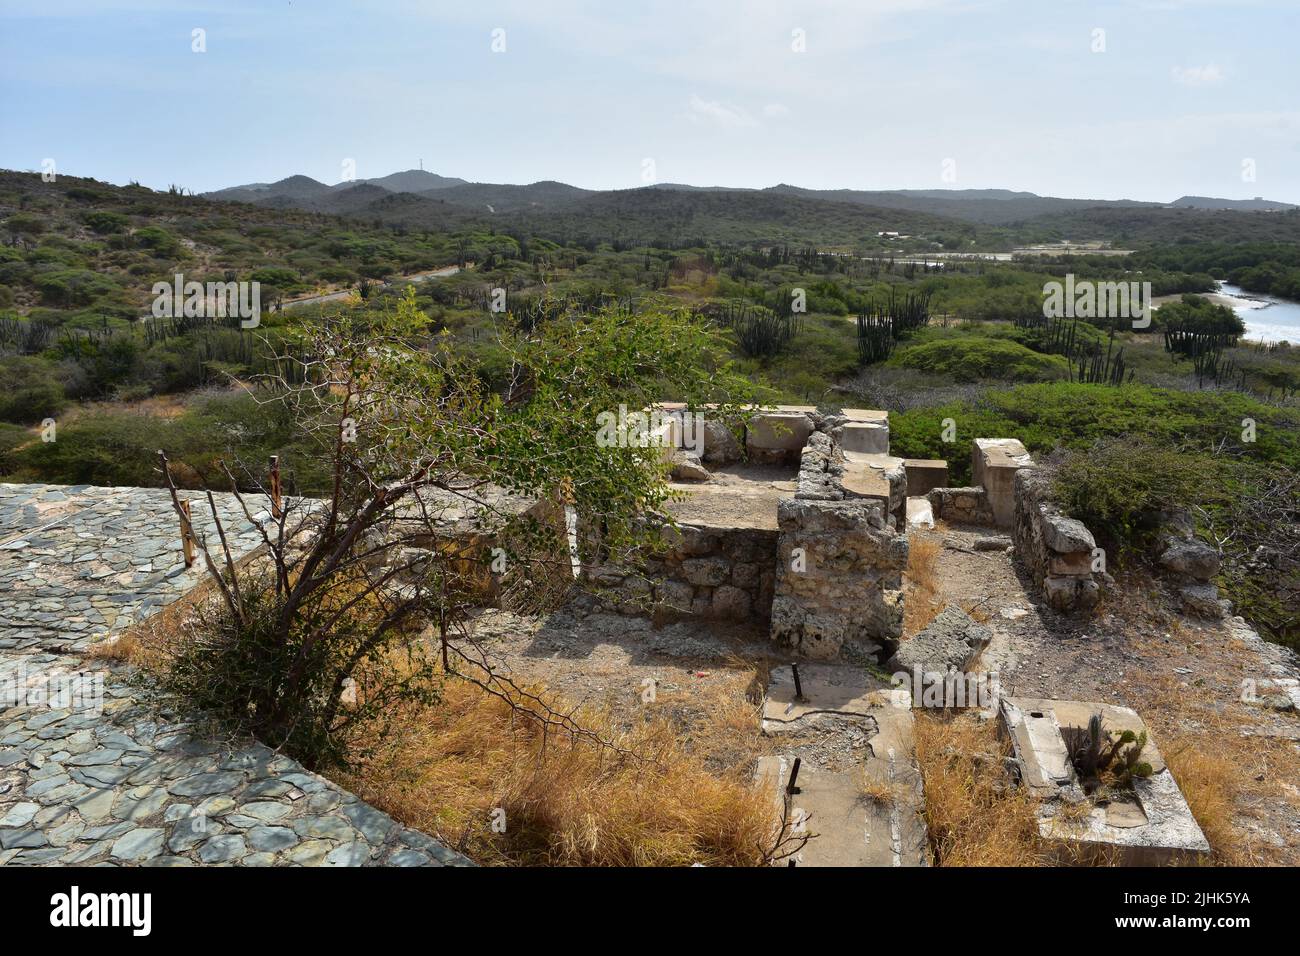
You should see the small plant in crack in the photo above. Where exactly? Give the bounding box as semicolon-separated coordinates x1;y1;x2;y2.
1062;713;1153;795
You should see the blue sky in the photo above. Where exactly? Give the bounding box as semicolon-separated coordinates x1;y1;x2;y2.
2;0;1297;201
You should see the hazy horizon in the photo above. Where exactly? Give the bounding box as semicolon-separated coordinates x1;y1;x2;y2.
3;0;1299;203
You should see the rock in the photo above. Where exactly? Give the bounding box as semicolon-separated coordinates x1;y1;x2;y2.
325;842;371;866
653;580;694;612
343;803;394;844
1159;538;1220;581
710;585;752;618
168;771;244;797
248;825;299;853
110;827;165;861
702;420;742;465
1042;515;1095;554
1044;575;1100;612
292;815;356;841
888;607;991;675
0;829;48;850
973;535;1011;552
680;557;730;587
1180;583;1226;618
167;814;214;853
670;451;710;482
198;834;247;864
0;802;39;828
388;848;431;867
237;801;291;824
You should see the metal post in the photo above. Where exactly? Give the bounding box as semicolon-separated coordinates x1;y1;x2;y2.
791;662;804;701
786;756;802;795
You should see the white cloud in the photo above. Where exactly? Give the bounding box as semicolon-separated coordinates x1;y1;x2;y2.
1172;63;1225;87
762;103;791;119
686;94;757;129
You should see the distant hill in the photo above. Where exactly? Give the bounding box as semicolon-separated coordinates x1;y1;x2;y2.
764;185;1165;225
205;174;331;205
416;180;592;213
355;169;468;193
199;169;1300;248
1171;195;1298;211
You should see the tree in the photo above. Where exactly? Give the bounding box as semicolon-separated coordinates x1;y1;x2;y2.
156;288;754;768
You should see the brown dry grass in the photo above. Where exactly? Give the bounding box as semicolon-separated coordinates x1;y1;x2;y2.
1115;668;1300;866
331;660;783;867
912;711;1047;866
903;536;945;635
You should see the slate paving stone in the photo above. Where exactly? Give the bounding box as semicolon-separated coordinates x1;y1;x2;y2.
0;483;469;868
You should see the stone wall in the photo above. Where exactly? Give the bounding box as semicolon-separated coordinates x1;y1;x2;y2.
1152;511;1226;618
592;523;777;622
770;431;907;660
926;486;995;525
1012;468;1101;613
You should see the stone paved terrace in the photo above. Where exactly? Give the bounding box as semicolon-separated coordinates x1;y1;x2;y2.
0;483;469;867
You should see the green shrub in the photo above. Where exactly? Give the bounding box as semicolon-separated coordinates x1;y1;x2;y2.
890;337;1068;382
0;359;66;424
1051;437;1215;554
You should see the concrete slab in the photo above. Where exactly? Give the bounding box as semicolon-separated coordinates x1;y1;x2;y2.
1000;697;1208;865
906;496;935;530
758;663;928;867
747;412;813;455
841;453;906;524
841;409;889;424
762;663;903;731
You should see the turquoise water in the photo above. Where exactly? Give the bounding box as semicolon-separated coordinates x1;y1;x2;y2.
1216;282;1300;344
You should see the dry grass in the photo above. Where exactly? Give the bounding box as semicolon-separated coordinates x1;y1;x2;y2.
83;631;141;663
1115;668;1300;866
912;711;1047;866
331;661;784;867
903;536;945;635
859;772;894;805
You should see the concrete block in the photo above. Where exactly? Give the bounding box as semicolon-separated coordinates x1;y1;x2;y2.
903;459;949;497
972;438;1033;528
841;421;889;455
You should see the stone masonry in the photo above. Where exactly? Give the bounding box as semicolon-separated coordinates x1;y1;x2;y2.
1012;468;1102;613
0;483;469;867
770;432;907;660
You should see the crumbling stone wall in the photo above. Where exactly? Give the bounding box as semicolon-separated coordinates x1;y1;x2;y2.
1152;511;1226;618
593;523;777;621
1012;468;1101;613
770;431;907;660
926;486;995;525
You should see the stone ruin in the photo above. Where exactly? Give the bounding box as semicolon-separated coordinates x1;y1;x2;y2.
592;404;913;661
1000;697;1210;865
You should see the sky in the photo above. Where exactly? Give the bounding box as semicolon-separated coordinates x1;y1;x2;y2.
2;0;1297;201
